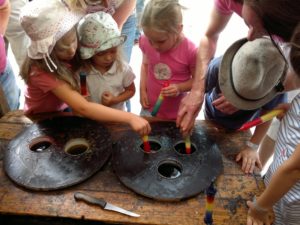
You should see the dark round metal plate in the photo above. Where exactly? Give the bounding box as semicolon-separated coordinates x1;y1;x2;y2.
113;121;223;201
4;116;112;191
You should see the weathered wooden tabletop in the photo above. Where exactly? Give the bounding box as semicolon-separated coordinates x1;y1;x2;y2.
0;110;267;225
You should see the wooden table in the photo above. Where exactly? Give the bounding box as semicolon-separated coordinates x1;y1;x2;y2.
0;110;267;225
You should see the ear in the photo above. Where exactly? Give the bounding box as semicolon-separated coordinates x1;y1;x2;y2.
177;24;183;33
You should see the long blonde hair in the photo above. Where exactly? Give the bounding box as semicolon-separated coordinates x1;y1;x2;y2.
140;0;185;34
20;50;81;91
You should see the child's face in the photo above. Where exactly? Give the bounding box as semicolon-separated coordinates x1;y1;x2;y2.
54;28;78;61
91;47;117;70
143;28;180;53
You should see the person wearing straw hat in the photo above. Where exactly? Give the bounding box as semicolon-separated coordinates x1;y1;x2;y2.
78;11;135;111
19;0;150;136
204;37;287;174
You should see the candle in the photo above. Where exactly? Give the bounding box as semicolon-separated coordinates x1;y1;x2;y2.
79;71;88;96
238;109;284;131
185;135;191;154
143;135;151;153
151;81;170;116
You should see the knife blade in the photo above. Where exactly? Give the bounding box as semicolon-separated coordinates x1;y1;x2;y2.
74;192;140;217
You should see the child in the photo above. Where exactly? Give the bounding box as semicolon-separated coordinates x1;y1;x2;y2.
139;0;197;120
204;37;287;174
78;12;135;111
246;23;300;225
19;0;150;136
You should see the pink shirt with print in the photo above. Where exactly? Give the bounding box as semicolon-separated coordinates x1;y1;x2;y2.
139;36;197;120
24;66;68;114
214;0;242;16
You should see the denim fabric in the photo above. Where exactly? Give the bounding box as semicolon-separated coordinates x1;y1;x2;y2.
0;59;20;110
135;0;145;40
121;14;136;63
121;13;136;112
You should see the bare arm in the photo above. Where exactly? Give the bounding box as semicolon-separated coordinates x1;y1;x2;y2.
52;83;151;136
113;0;136;29
247;144;300;224
176;7;232;136
139;57;149;108
0;0;10;35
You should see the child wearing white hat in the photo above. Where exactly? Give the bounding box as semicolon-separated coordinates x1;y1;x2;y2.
204;37;287;174
78;11;135;111
19;0;150;136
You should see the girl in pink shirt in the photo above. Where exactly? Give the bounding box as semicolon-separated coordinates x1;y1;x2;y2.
19;0;150;136
139;0;197;120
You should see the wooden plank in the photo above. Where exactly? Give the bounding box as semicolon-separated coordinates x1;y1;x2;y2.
0;111;269;225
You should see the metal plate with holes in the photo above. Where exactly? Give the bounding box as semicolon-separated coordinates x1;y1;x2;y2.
113;121;223;201
4;116;112;191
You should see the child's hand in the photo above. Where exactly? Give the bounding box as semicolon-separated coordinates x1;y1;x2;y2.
247;200;271;225
101;91;115;106
140;89;150;108
161;84;180;97
129;114;151;136
236;147;262;174
212;94;238;114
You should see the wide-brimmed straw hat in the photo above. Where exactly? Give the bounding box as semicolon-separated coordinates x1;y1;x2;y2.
219;37;287;110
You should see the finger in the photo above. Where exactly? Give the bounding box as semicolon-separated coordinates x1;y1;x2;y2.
249;161;255;174
176;108;186;126
236;153;241;162
256;159;263;170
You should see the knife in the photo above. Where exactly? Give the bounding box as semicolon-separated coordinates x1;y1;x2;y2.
74;192;140;217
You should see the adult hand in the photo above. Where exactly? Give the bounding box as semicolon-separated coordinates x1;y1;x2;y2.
101;91;115;106
247;200;271;225
213;94;238;114
176;90;204;137
236;147;262;174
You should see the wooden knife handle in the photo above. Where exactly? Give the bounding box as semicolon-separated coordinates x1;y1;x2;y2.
74;192;106;208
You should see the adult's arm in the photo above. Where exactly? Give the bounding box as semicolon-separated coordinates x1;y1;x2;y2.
0;0;10;35
113;0;136;29
176;6;232;136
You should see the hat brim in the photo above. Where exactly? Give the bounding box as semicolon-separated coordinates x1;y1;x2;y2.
80;35;127;60
219;38;282;110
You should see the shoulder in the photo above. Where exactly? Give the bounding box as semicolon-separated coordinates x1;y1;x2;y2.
214;0;242;16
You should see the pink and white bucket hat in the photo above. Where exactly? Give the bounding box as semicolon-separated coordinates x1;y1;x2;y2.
77;11;126;59
20;0;84;69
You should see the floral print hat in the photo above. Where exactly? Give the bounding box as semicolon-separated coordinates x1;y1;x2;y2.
78;11;127;60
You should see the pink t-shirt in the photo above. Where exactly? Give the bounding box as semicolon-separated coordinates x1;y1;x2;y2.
24;66;68;114
214;0;243;16
139;36;197;120
0;0;7;73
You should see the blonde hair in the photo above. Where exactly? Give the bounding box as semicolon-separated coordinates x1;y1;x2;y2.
20;50;81;91
140;0;185;34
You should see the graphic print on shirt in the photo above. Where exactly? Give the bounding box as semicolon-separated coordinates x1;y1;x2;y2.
154;63;171;80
